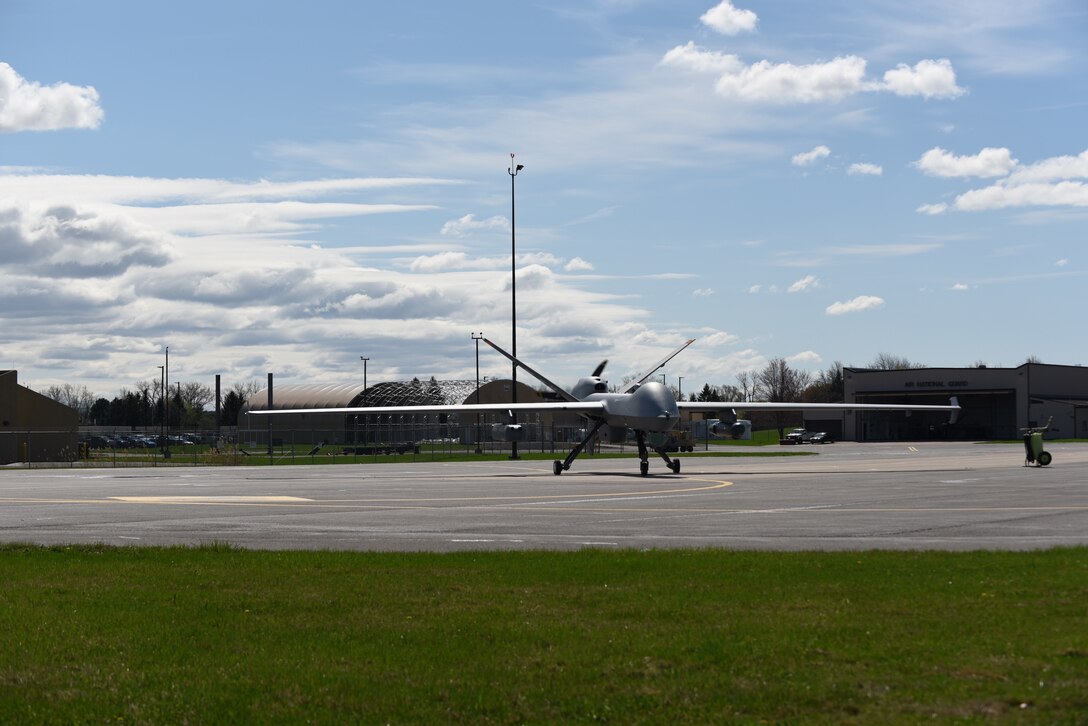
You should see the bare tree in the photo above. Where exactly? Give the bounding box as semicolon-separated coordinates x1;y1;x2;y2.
755;358;812;402
40;383;97;422
804;361;844;402
869;352;925;370
231;379;263;403
717;384;743;402
755;358;812;437
736;371;755;402
180;382;214;411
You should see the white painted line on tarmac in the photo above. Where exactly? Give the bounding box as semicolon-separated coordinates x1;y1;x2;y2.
111;496;313;503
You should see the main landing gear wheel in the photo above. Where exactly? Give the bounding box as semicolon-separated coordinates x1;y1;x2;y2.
553;460;564;476
640;461;649;476
1038;451;1053;466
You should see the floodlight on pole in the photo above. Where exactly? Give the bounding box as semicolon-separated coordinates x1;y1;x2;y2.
157;365;165;455
471;332;484;454
360;356;369;448
164;346;171;459
508;153;523;459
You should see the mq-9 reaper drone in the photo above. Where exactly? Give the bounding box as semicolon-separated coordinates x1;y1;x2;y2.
249;338;960;476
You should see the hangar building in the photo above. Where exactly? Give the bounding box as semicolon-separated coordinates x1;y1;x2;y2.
833;363;1088;441
0;370;80;464
243;378;560;447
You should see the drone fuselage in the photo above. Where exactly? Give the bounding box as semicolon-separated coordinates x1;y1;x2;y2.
580;381;679;433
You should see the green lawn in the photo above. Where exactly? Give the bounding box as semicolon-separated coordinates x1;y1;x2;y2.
2;545;1086;722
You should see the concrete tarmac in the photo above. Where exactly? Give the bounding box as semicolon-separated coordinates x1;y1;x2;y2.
1;442;1086;551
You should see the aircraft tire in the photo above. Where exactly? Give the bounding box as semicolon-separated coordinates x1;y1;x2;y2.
670;460;681;474
553;460;564;475
1038;451;1053;466
640;461;649;476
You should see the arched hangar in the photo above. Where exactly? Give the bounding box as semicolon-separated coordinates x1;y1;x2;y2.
243;378;548;446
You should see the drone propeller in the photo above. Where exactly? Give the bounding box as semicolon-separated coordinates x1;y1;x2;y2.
592;360;608;378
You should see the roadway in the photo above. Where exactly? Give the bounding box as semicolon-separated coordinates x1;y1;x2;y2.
1;441;1086;551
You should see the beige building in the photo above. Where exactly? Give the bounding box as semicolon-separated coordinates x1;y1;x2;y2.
242;378;564;447
0;370;80;464
831;363;1088;441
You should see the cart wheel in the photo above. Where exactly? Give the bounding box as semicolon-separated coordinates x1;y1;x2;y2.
553;460;564;476
640;461;649;476
1038;451;1052;466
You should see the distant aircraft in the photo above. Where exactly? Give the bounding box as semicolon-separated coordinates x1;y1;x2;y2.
248;338;960;476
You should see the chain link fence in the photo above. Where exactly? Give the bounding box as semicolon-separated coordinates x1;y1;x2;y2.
3;420;654;468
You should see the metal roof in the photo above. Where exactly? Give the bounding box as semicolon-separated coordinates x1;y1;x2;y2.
245;379;481;411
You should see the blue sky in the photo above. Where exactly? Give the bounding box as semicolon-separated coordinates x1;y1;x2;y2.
2;0;1086;399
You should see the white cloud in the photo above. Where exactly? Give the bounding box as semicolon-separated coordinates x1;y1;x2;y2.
660;42;743;75
848;163;883;176
0;202;175;278
916;203;949;215
440;213;509;236
825;295;885;315
662;44;965;105
950;283;970;291
0;173;451;205
693;288;715;297
880;59;965;99
954;181;1088;211
409;251;470;273
700;330;739;346
913;147;1018;178
1005;149;1088;185
748;284;761;294
919;148;1088;213
788;275;820;293
700;1;758;36
565;257;594;272
788;350;822;366
714;55;870;103
1056;258;1069;267
0;63;103;132
792;146;831;167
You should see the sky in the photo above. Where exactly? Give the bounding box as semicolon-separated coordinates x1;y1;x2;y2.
2;0;1087;400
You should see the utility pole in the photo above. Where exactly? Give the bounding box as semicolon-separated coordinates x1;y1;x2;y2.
472;332;484;454
508;154;524;459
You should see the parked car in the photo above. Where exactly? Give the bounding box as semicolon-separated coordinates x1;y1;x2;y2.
781;428;808;445
780;428;835;445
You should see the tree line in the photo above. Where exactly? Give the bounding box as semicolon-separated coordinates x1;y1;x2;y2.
41;380;263;429
43;350;1034;431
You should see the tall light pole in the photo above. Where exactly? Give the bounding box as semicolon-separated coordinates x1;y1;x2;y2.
164;346;170;459
678;376;684;402
157;365;165;454
471;332;484;454
359;356;369;448
508;153;524;459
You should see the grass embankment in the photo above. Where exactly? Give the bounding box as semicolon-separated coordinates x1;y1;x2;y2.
2;546;1086;722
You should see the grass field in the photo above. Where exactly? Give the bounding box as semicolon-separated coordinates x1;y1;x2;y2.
2;545;1086;722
